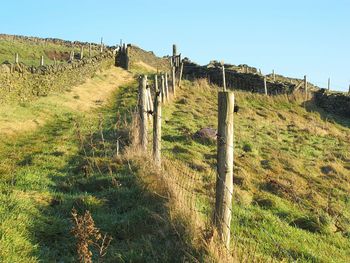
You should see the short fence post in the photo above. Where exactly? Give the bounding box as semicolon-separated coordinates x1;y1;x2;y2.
172;66;176;97
139;75;148;151
40;56;44;66
165;73;169;101
215;90;234;249
178;62;184;87
153;86;162;167
15;53;19;64
264;76;268;95
100;37;104;53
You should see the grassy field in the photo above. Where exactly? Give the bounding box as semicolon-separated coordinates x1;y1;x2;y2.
0;37;100;66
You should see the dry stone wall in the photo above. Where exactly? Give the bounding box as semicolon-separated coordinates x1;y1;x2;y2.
314;89;350;117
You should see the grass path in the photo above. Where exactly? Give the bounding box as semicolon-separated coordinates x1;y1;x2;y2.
0;68;198;262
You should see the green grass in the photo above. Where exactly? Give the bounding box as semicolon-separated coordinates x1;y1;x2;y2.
159;79;350;262
0;78;202;262
0;38;100;66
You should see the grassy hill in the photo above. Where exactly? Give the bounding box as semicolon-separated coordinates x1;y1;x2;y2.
0;36;349;262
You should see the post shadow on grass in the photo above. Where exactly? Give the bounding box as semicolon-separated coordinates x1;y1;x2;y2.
28;89;203;262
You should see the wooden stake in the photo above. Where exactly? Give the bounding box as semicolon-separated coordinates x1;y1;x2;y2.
15;53;19;64
264;76;268;95
161;75;166;103
147;85;153;122
138;75;148;151
40;56;44;66
215;91;234;249
153;88;162;167
100;37;104;53
178;62;184;88
172;66;176;97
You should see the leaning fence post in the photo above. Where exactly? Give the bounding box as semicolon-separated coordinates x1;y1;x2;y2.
139;75;148;151
215;90;234;249
264;76;268;95
153;85;162;167
172;66;176;97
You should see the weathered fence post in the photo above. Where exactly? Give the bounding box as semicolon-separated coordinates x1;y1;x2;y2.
153;83;162;167
15;53;19;64
304;75;308;100
161;75;166;103
272;70;276;82
165;73;169;101
80;46;84;60
40;56;44;66
215;90;234;249
264;76;268;95
146;84;153;122
139;75;148;151
178;62;184;88
328;78;330;91
70;50;74;61
172;66;176;97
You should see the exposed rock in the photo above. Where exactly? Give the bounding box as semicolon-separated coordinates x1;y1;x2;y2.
193;127;217;142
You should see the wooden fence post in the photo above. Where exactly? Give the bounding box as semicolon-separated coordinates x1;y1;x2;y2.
15;53;19;64
139;75;148;151
80;46;84;60
153;86;162;167
165;73;169;101
146;84;153;122
70;50;74;61
40;56;44;66
328;78;330;91
304;75;308;100
215;90;234;249
222;63;226;91
178;62;184;88
272;70;276;82
161;75;166;103
172;66;176;97
264;76;268;95
100;37;104;53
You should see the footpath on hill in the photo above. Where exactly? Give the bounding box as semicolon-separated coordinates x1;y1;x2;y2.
0;66;203;262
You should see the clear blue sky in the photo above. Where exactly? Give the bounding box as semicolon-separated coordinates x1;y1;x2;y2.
1;0;349;91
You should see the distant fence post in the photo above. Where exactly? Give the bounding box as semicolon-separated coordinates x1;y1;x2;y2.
165;73;169;101
304;75;308;100
222;62;226;91
15;53;19;64
272;70;276;82
328;78;330;91
139;75;148;151
153;80;162;167
178;62;184;88
172;66;176;97
215;90;234;249
40;56;44;66
80;46;84;60
264;76;268;95
100;37;104;53
161;74;166;103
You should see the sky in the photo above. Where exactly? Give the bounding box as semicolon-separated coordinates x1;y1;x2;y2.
1;0;349;91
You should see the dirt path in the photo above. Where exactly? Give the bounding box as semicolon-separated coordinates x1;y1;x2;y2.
0;67;133;136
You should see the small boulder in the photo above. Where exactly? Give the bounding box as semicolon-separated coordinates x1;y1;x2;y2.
193;127;217;142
